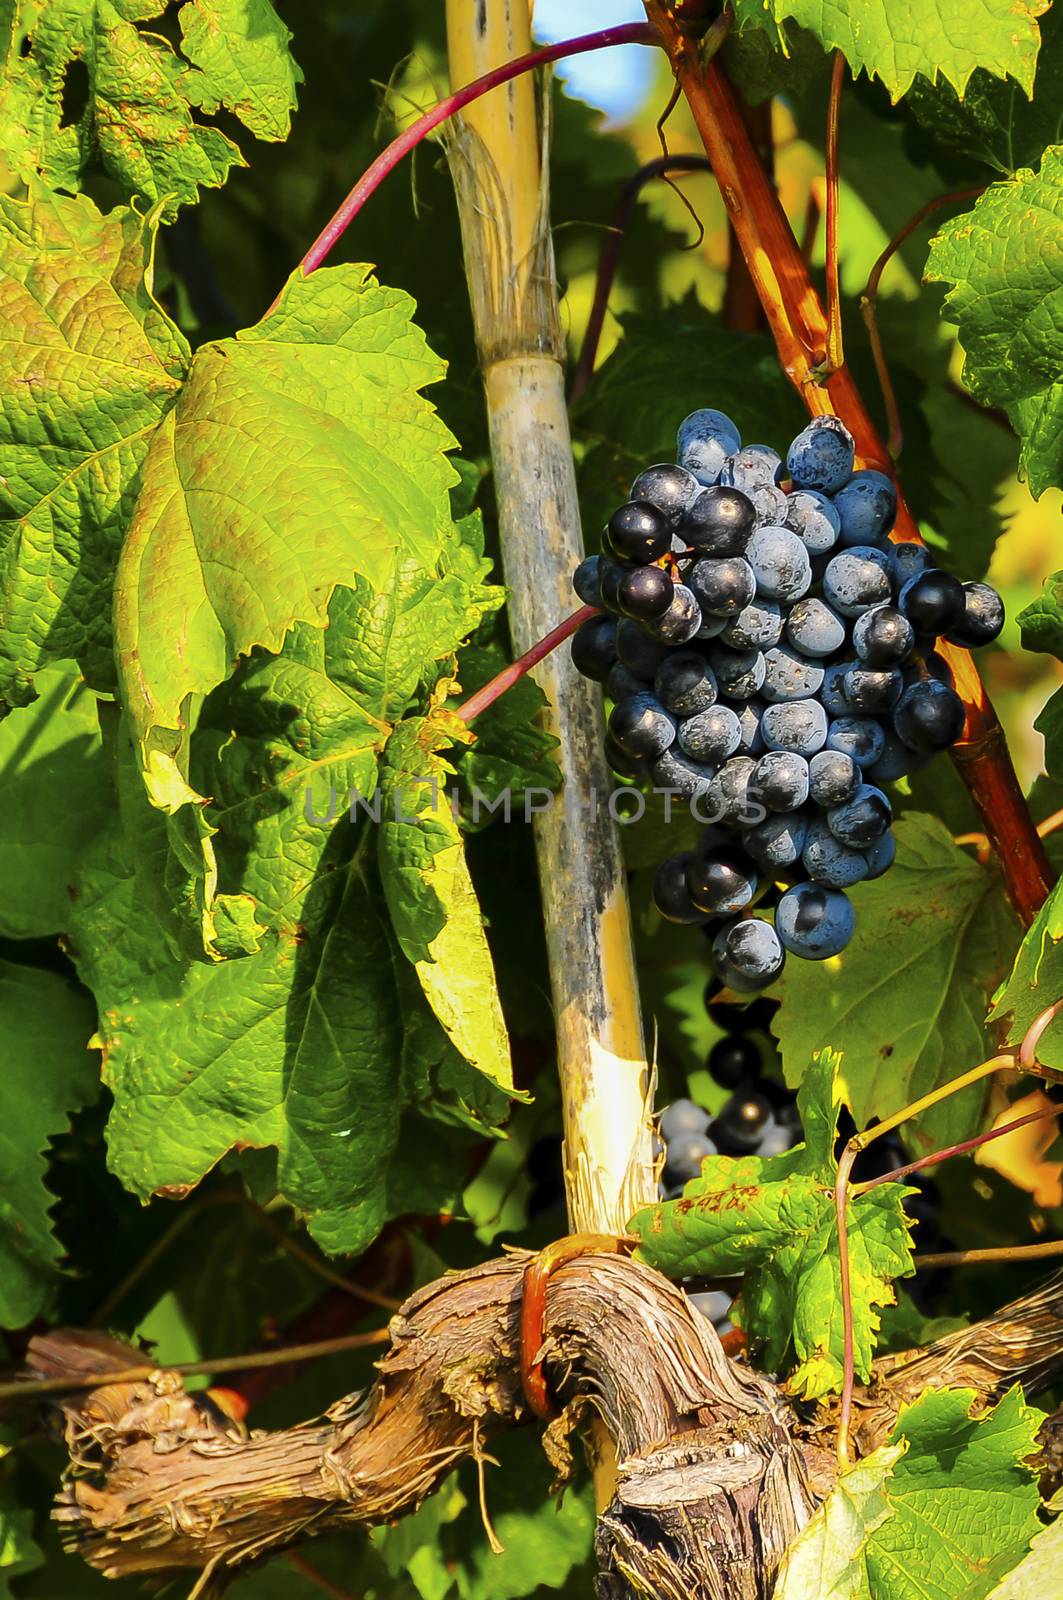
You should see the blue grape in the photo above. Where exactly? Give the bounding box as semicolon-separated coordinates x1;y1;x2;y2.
821;659;858;717
616;619;670;679
646;583;703;644
898;569;966;635
686;847;760;915
677;409;741;478
785;597;847;658
748;484;789;528
617;564;674;620
688;556;757;617
573;553;605;605
750;750;810;811
827;783;892;848
570;614;617;682
630;463;700;526
712;1089;774;1153
803;819;870;887
745;527;812;601
893;680;965;751
852;605;915;667
832;469;897;546
607;500;673;563
761;698;828;756
659;1097;710;1142
708;642;766;698
823;546;892;617
842;663;903;715
655;651;718;716
864;830;896;879
653;852;708;924
664;1130;718;1182
786;416;855;495
721;444;785;489
826;716;887;768
609;692;677;759
889;543;933;591
743;808;809;868
712;917;785;991
776;882;855;959
946;582;1005;648
605;662;645;703
808;748;861;807
678;703;742;765
705;756;758;825
689;1289;733;1323
650;748;717;800
683;486;757;555
722;598;784;650
785;488;841;555
762;644;825;703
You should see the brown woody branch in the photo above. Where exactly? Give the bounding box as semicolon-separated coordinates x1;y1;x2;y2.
25;1257;1063;1598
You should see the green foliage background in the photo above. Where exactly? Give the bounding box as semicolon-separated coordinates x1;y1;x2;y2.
0;1;1061;1596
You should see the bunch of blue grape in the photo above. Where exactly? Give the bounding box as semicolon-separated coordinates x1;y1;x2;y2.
571;408;1005;992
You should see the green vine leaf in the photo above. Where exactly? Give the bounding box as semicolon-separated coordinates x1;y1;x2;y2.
771;815;1018;1152
989;877;1063;1071
865;1386;1044;1599
985;1503;1063;1597
926;147;1063;497
0;188;187;709
772;1443;904;1600
1019;572;1063;779
115;263;461;811
0;960;99;1327
730;0;1049;102
0;0;301;215
630;1050;916;1398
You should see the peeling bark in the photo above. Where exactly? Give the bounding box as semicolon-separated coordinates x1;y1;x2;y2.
25;1260;1063;1597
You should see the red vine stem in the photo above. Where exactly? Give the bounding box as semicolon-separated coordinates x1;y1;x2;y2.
456;603;599;723
275;20;656;304
860;186;986;458
569;154;715;404
641;3;1052;926
822;51;845;374
856;1104;1061;1195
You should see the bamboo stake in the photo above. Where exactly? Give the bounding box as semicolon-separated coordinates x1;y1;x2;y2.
443;0;656;1239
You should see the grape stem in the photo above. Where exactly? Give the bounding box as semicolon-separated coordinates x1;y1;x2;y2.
569;154;716;405
267;20;657;312
915;1237;1063;1270
860;187;986;458
640;1;1052;926
456;603;600;723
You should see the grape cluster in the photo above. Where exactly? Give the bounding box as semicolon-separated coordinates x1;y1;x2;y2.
571;409;1005;991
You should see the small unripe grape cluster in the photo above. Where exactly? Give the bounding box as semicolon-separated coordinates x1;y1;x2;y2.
571;408;1005;992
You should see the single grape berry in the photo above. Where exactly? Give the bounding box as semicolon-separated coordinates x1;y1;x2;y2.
852;605;915;667
683;485;757;555
678;703;742;765
945;581;1005;648
832;469;897;546
785;597;847;658
707;1034;761;1090
744;526;812;602
787;416;855;495
889;543;933;591
686;847;760;916
761;644;825;703
630;463;700;526
712;1089;774;1153
776;882;855;960
823;547;892;618
664;1130;718;1184
606;499;672;564
785;488;841;555
721;598;783;651
721;444;785;490
826;716;887;769
646;583;703;644
748;484;789;528
704;755;758;824
707;642;766;699
659;1097;710;1142
893;680;966;752
808;748;861;807
743;809;809;869
604;733;645;780
688;1289;734;1324
617;564;674;621
760;698;828;757
898;569;966;635
573;553;605;607
688;555;757;617
820;659;857;718
570;614;617;682
803;818;870;888
653;852;707;924
609;692;677;759
842;663;903;715
713;917;785;993
655;651;718;717
750;750;810;812
677;408;741;479
650;748;716;800
827;783;892;849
